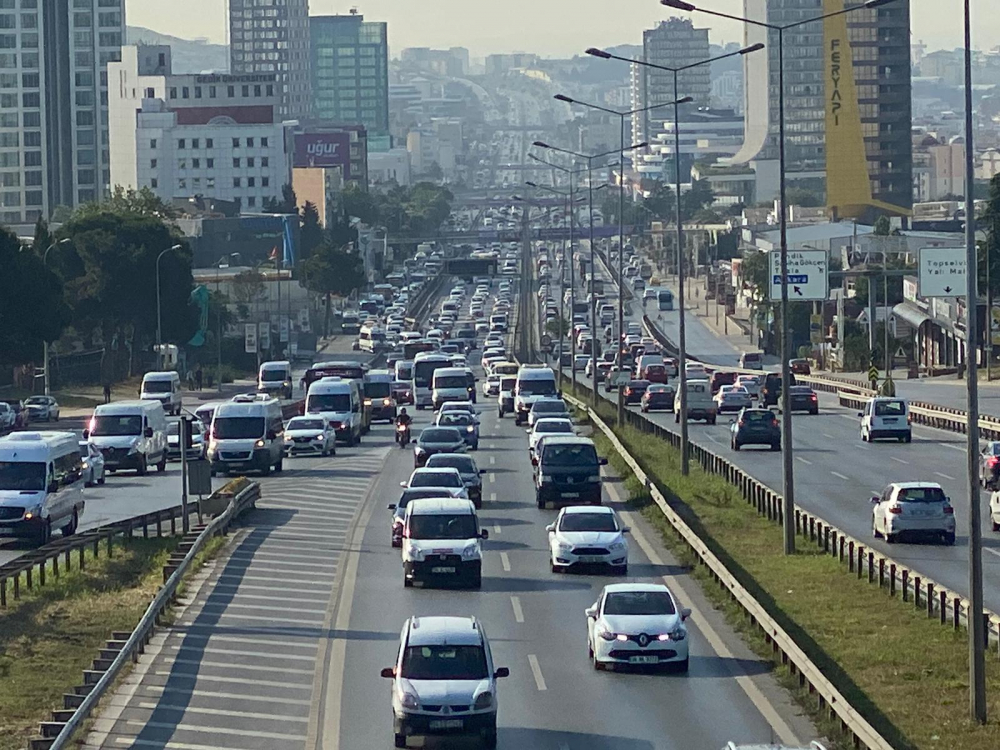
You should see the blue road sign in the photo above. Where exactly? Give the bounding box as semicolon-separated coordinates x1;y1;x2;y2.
772;274;809;284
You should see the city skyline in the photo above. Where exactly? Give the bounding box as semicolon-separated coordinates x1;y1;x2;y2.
127;0;993;59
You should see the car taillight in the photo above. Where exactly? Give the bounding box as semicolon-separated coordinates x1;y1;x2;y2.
888;505;903;514
944;505;955;514
738;420;745;427
989;457;999;468
810;394;817;401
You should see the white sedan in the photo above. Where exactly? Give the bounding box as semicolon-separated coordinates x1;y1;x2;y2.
283;416;337;457
79;441;106;487
528;417;574;454
586;583;691;672
483;374;501;397
547;505;628;574
714;385;752;413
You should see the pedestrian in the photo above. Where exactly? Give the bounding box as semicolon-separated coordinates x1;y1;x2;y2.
103;382;111;404
195;366;203;391
186;370;196;391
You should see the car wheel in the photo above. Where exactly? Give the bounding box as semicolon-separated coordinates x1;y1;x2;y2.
992;520;999;532
482;723;498;749
470;571;482;589
261;461;271;477
62;509;78;537
770;442;780;452
38;519;51;546
394;732;407;748
904;433;912;444
593;653;605;671
137;456;148;476
810;408;818;415
536;495;545;510
944;532;956;545
885;531;895;544
275;458;283;473
674;656;690;674
97;473;105;486
732;440;740;452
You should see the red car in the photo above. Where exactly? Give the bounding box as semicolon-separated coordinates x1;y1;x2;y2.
642;364;668;384
710;371;738;394
789;358;811;375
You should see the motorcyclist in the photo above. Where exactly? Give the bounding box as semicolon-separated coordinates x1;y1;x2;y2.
395;408;412;445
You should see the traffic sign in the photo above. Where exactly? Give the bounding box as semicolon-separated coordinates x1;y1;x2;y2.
919;246;966;297
258;321;271;352
868;366;879;381
769;250;828;301
244;324;257;354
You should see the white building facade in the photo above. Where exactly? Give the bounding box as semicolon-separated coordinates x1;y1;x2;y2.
109;46;293;211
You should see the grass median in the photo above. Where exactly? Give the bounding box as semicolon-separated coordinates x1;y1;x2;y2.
579;395;1000;750
0;537;177;750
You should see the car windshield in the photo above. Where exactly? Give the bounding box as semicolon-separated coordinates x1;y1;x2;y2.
500;378;516;391
143;381;172;393
289;419;325;431
438;414;472;427
742;411;773;423
401;645;488;681
603;591;675;616
25;397;47;405
78;444;90;457
874;400;906;417
365;382;391;398
436;376;469;389
0;461;46;491
519;380;557;397
542;443;597;467
213;417;265;439
261;370;286;382
990;443;1000;456
421;428;461;444
896;487;946;504
90;415;142;437
533;402;566;414
536;421;572;434
410;471;463;489
408;513;478;539
560;513;617;532
426;456;474;473
308;394;352;413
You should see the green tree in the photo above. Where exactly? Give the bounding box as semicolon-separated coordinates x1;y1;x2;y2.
302;244;366;334
785;187;823;207
681;179;714;216
264;184;297;213
300;201;324;258
74;186;178;220
643;182;675;222
341;184;380;225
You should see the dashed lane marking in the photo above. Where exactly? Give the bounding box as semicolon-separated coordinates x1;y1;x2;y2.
511;595;525;623
500;552;511;572
527;654;547;691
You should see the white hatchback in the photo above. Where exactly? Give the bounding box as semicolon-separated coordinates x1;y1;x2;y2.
547;505;628;574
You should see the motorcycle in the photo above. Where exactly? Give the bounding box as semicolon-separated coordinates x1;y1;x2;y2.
395;422;411;447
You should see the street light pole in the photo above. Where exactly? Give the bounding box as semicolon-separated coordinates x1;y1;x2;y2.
156;244;183;371
587;42;763;475
663;0;896;548
40;238;70;396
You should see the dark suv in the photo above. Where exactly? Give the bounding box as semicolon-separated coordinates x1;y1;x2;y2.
534;436;607;508
730;408;781;451
760;372;796;407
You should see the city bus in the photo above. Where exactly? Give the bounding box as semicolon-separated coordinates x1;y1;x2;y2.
412;352;454;410
303;360;368;391
657;289;675;312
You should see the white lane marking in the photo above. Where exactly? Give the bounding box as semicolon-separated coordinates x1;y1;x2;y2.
490;473;496;484
120;722;305;742
141;685;310;705
115;740;250;750
795;457;811;465
136;701;308;723
488;443;496;450
490;492;497;502
985;548;1000;560
935;472;955;481
490;455;496;465
163;658;313;675
889;456;908;464
500;552;511;572
511;595;525;623
830;471;850;481
823;434;835;440
706;433;720;444
622;514;800;746
152;671;305;689
494;524;502;535
527;654;547;691
162;644;316;661
945;444;966;452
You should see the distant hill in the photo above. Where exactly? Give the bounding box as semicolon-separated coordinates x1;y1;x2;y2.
126;26;228;74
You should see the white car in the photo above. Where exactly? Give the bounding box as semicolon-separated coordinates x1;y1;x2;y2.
528;417;574;454
871;482;955;544
0;402;15;431
547;505;628;574
735;375;761;400
714;385;752;413
380;616;508;748
283;416;337;457
586;583;691;672
24;395;60;422
483;374;501;397
79;441;106;487
402;467;468;497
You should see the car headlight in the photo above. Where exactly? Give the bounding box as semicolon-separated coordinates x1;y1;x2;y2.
383;398;391;406
466;426;475;433
609;540;626;551
255;439;266;448
398;687;420;710
556;541;572;553
406;544;424;560
596;626;618;641
23;504;42;520
462;543;480;559
473;691;494;710
667;626;686;641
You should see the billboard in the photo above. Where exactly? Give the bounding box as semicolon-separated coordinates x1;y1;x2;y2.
294;132;352;176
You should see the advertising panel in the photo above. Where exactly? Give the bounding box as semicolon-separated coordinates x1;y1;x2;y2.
293;132;352;176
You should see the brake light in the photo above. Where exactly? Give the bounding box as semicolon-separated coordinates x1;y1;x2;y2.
989;457;999;468
888;505;903;514
944;505;955;514
810;394;817;401
738;420;745;427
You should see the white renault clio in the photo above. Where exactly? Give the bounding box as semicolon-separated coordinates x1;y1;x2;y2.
381;616;509;749
586;583;691;673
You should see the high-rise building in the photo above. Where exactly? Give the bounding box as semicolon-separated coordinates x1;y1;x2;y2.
730;0;912;218
0;0;125;225
630;18;711;148
310;13;389;141
229;0;311;120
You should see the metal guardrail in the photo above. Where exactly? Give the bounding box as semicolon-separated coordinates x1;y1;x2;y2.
564;391;894;750
44;481;262;750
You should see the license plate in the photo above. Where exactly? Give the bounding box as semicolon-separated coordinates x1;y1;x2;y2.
562;492;580;498
883;418;898;423
629;655;659;664
429;719;463;730
431;566;456;574
577;555;603;563
0;527;15;536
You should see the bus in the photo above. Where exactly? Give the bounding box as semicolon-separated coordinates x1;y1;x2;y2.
303;360;368;391
412;352;454;410
657;289;675;311
403;339;437;360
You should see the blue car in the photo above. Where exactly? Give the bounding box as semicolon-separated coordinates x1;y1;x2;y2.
435;411;479;450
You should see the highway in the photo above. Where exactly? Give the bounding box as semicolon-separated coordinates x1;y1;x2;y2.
572;243;1000;622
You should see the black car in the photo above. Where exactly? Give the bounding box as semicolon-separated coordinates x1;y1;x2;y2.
534;436;607;508
641;383;675;412
760;372;797;407
413;426;467;468
783;385;819;415
730;408;781;451
623;379;650;405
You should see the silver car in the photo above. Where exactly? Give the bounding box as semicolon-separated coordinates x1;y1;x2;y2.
79;441;106;487
871;482;955;545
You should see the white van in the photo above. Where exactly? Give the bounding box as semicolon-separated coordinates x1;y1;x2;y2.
0;431;86;544
432;367;474;410
674;379;716;424
306;377;363;446
359;324;386;353
209;397;284;475
514;366;558;425
258;360;293;399
399;496;487;588
860;397;911;443
87;400;168;475
140;371;182;415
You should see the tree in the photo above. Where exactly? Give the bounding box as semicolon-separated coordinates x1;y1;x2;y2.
264;184;297;213
300;202;324;259
977;174;1000;299
681;179;715;217
785;188;823;207
873;215;892;236
302;244;366;334
74;186;179;220
643;182;675;222
230;268;266;319
341;184;380;225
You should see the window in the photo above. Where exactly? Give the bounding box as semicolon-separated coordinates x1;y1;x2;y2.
242;85;249;97
178;178;186;189
150;138;157;149
75;110;93;126
22;132;38;148
23;112;39;127
192;177;200;189
227;85;234;97
194;86;202;99
76;169;94;184
150;177;158;188
24;151;41;166
248;177;255;187
22;52;37;69
22;92;39;107
21;72;38;88
232;137;240;148
261;137;269;148
248;196;256;207
209;85;216;97
206;177;214;189
24;171;41;186
206;138;213;148
169;87;177;99
191;138;199;149
266;84;273;96
253;84;261;96
233;177;241;187
246;137;254;148
1;172;18;187
192;158;200;168
262;176;269;187
206;158;214;168
233;157;240;168
247;157;254;167
182;87;189;98
150;159;157;168
261;157;269;167
74;90;93;106
0;151;17;167
75;129;93;145
0;132;17;147
177;159;185;169
178;138;185;149
0;112;14;127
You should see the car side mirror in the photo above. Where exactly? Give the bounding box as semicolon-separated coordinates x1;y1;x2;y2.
585;606;598;619
48;479;60;493
387;504;397;511
493;666;510;679
599;457;608;466
680;607;692;621
480;528;489;540
82;429;90;439
400;481;408;488
545;523;555;533
622;526;631;534
479;469;486;475
380;667;396;678
870;495;880;504
144;427;154;438
857;412;863;418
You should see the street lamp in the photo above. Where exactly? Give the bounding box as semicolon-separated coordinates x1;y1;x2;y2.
663;0;897;551
586;42;764;476
534;140;643;406
156;244;183;369
41;238;71;396
554;93;691;426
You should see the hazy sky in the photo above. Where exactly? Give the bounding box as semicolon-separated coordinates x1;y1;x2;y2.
126;1;992;58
